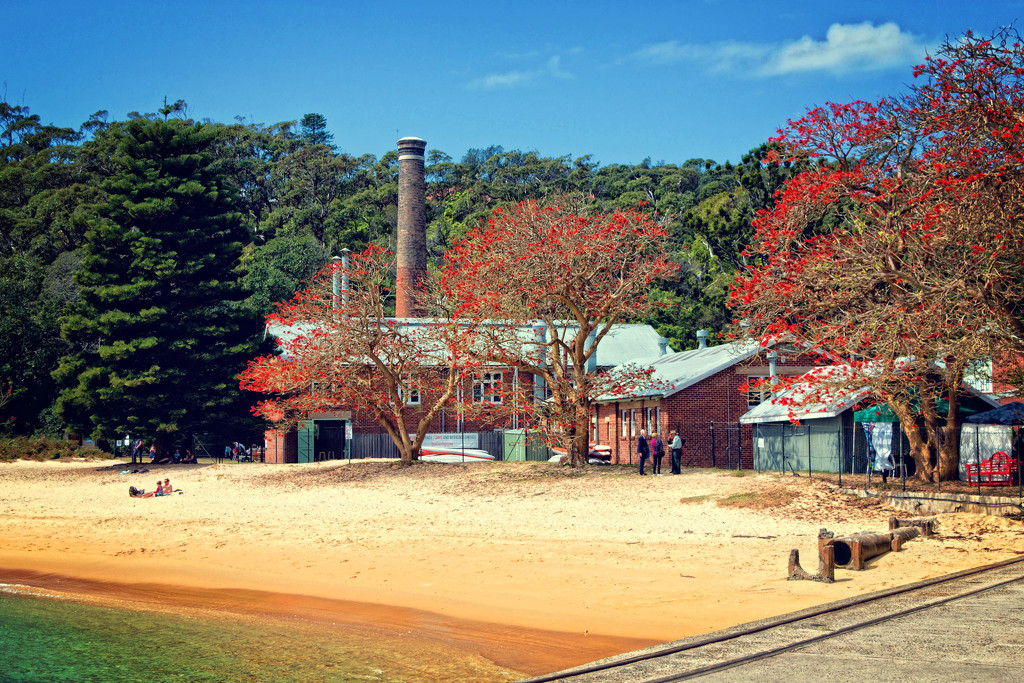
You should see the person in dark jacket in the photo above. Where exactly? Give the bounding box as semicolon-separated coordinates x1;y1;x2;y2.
637;429;650;475
651;432;664;475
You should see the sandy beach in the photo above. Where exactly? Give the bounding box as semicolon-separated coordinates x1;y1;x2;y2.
2;458;1023;678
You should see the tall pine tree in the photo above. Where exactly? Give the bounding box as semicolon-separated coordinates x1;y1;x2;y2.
55;119;260;453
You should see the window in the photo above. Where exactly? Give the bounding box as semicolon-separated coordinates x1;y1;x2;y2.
647;407;660;433
399;375;421;406
746;377;770;407
310;381;336;397
473;371;503;403
964;358;993;394
621;409;630;437
631;409;637;436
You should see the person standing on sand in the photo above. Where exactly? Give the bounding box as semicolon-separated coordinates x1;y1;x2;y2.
651;432;664;475
637;429;650;475
670;431;682;474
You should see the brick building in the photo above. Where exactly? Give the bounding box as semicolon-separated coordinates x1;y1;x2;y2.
594;334;827;469
264;320;672;463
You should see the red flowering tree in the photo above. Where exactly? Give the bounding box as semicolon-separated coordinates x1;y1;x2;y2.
239;245;480;465
440;196;675;466
731;31;1024;481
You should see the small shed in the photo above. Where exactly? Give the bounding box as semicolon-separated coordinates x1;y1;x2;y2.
961;401;1024;480
740;382;868;474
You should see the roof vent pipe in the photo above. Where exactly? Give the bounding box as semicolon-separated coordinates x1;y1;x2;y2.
767;351;778;393
340;248;350;304
658;337;669;356
331;255;343;310
696;329;709;349
533;324;548;401
585;327;598;373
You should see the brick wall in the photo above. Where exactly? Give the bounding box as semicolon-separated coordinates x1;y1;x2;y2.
329;367;535;437
264;428;297;464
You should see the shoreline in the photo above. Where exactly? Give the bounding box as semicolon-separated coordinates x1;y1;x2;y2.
3;459;1022;677
0;567;654;676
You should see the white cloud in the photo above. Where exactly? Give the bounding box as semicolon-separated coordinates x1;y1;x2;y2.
765;22;928;75
630;22;931;77
546;55;573;80
468;51;576;89
468;70;537;89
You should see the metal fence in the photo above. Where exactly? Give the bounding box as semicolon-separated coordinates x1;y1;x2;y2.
753;423;913;485
709;421;744;470
191;433;264;462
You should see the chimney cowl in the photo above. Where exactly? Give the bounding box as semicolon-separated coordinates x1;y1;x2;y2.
696;329;709;349
397;137;427;159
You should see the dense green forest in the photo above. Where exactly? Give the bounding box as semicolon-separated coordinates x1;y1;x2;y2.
0;100;794;443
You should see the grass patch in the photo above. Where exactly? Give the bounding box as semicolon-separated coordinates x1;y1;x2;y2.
717;486;800;511
679;495;712;505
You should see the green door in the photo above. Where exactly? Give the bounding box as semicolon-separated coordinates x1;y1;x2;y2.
504;429;527;461
298;420;315;463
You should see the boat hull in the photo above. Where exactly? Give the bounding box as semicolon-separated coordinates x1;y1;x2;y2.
419;447;495;463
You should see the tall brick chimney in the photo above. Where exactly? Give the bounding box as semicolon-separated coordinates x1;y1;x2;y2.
396;136;427;318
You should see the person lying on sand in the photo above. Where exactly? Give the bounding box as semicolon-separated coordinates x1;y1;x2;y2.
129;482;164;498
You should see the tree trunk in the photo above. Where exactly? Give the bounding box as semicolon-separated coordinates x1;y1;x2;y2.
894;396;963;483
936;396;962;481
569;404;591;467
893;403;936;482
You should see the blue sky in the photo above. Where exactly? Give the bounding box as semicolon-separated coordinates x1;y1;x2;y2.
4;1;1022;166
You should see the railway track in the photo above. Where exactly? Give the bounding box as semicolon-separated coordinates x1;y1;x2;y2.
520;555;1024;682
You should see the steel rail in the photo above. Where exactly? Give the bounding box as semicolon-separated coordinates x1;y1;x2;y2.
520;554;1024;683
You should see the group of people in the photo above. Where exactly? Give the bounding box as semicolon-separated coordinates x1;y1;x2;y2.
129;440;196;464
172;448;198;464
129;478;175;498
225;442;252;462
636;429;686;476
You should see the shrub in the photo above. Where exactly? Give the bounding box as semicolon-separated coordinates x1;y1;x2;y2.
0;436;111;462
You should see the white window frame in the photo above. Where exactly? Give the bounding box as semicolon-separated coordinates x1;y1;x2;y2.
647;407;660;434
399;374;421;406
473;371;503;404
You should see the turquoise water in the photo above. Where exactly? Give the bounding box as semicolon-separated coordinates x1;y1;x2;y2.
0;590;518;682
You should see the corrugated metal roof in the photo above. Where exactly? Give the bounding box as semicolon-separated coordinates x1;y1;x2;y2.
738;363;1003;424
590;324;672;367
738;383;869;424
598;340;764;402
266;320;670;366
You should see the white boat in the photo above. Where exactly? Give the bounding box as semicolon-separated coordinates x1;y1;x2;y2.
419;447;496;463
548;444;612;464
